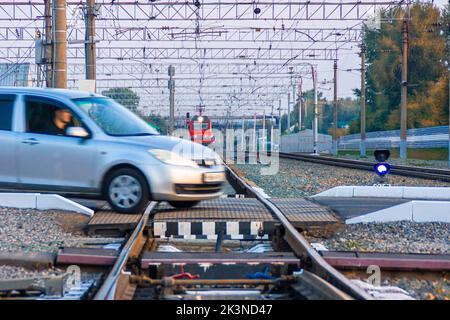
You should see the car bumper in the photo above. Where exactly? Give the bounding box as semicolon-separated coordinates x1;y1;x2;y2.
138;163;225;201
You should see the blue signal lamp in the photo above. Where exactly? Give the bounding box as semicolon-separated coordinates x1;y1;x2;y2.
374;162;391;176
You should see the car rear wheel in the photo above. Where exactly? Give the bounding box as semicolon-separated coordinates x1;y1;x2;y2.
168;201;200;209
105;168;149;214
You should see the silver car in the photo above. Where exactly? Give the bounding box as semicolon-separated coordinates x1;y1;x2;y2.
0;87;225;213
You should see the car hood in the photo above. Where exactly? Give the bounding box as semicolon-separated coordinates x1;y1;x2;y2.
118;135;221;162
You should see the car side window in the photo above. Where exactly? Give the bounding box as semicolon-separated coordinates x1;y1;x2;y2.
25;97;83;136
0;95;16;131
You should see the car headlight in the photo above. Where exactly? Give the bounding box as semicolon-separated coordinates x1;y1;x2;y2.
148;149;198;168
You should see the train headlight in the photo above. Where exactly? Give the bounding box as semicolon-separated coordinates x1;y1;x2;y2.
374;162;390;176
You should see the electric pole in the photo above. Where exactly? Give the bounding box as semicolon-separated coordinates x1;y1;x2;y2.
333;60;338;156
292;81;295;132
35;31;42;87
360;43;366;158
278;99;282;133
253;111;257;152
287;92;291;133
400;8;409;160
262;109;266;151
52;0;67;88
44;0;52;87
298;78;302;131
84;0;96;84
447;0;450;167
168;65;175;135
271;105;274;150
312;65;319;155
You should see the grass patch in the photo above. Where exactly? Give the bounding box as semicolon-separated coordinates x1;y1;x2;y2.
338;148;448;161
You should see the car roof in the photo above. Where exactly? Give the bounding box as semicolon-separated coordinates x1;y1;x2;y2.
0;87;103;100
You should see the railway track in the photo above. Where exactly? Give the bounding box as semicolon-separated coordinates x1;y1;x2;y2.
92;165;373;300
279;152;450;182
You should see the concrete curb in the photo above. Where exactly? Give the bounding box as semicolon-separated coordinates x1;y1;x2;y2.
0;193;94;217
313;186;450;200
346;200;450;224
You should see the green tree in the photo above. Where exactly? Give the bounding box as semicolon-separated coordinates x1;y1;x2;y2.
350;3;448;133
281;89;359;135
102;87;140;114
141;114;167;134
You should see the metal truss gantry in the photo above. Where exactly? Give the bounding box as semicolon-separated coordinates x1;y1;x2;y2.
0;1;404;21
0;46;339;61
0;26;363;43
0;0;411;117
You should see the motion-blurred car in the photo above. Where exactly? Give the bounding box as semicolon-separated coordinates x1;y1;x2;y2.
0;87;225;213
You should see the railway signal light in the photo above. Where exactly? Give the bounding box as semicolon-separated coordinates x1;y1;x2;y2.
373;149;391;184
374;162;391;176
374;149;390;162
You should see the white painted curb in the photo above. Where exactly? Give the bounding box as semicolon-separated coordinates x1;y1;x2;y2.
0;193;94;217
313;186;450;200
346;200;450;224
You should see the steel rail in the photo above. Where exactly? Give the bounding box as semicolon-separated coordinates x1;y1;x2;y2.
280;152;450;182
225;164;372;300
93;202;157;300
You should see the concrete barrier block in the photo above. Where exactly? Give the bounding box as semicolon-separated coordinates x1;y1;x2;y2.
353;186;404;198
312;186;354;198
403;187;450;200
346;202;413;224
411;201;450;223
36;194;94;217
0;193;38;209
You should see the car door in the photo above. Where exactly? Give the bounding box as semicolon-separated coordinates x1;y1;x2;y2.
0;94;18;185
17;95;98;192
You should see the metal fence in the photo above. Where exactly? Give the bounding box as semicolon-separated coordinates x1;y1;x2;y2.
281;129;332;153
338;126;449;150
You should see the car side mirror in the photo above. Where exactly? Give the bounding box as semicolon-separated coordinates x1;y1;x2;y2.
66;126;89;138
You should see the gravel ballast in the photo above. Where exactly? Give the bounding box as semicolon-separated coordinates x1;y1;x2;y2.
0;265;63;280
306;221;449;254
235;158;450;198
383;276;449;300
0;207;91;253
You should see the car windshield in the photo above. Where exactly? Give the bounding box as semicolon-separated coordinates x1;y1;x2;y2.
73;97;159;136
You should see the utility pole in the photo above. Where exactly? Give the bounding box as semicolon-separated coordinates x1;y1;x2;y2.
271;105;274;150
400;8;409;160
52;0;67;88
241;115;245;148
298;78;302;131
447;0;450;167
360;43;366;158
262;109;266;151
287;92;291;133
84;0;96;83
44;0;52;87
312;65;319;155
292;81;295;132
253;111;257;152
35;31;42;87
278;99;281;141
168;65;175;135
333;60;338;156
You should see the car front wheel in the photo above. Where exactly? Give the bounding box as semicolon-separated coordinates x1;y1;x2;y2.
105;168;150;214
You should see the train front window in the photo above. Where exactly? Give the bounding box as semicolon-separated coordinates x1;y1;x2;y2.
193;122;210;130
